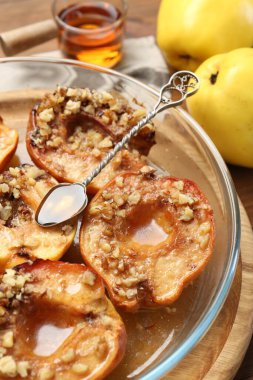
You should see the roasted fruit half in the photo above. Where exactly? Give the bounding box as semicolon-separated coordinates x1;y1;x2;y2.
80;168;215;311
26;87;155;194
0;117;18;172
0;260;126;379
0;165;76;271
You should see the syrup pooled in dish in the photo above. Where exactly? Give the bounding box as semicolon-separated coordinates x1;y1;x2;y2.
0;260;126;379
0;165;76;271
80;168;214;311
26;87;155;194
0;117;18;172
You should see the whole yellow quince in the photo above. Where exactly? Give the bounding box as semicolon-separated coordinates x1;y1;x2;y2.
187;48;253;168
157;0;253;71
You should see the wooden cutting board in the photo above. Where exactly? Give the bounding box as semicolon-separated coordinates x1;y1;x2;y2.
164;203;253;379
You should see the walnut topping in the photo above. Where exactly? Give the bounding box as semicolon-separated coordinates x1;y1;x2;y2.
38;108;54;123
61;348;75;364
115;176;124;187
38;367;55;380
115;209;126;218
82;270;96;286
198;234;210;249
100;241;111;253
1;268;31;304
25;166;45;180
199;221;211;235
66;88;79;97
72;363;88;375
102;191;113;201
0;204;12;221
0;356;17;377
98;136;113;149
114;194;125;207
2;269;30;289
128;191;141;205
64;100;81;115
89;205;103;215
126;288;137;299
17;361;30;378
2;331;14;348
61;224;73;235
173;181;184;191
178;193;194;205
0;347;7;358
32;86;155;159
140;165;155;175
180;206;194;221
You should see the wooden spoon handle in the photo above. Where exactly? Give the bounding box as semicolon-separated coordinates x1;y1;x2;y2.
0;19;57;56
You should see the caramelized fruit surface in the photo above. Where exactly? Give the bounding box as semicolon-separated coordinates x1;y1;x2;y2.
0;117;18;172
80;169;215;311
0;260;126;379
26;87;155;194
0;165;76;271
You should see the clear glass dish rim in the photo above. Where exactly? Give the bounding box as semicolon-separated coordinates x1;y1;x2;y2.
0;56;241;380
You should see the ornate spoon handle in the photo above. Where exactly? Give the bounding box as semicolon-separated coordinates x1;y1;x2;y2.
82;70;199;188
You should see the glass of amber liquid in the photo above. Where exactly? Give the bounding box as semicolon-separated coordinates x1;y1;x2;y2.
52;0;127;68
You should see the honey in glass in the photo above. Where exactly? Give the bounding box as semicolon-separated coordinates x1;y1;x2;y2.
54;0;126;68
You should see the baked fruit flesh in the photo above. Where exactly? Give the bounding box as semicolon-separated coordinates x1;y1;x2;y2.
0;260;126;379
26;87;155;194
0;164;76;271
0;117;18;172
80;168;215;311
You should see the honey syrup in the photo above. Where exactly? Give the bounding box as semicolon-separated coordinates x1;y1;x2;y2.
57;2;125;67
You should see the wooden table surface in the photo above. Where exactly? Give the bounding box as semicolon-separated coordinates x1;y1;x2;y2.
0;0;252;379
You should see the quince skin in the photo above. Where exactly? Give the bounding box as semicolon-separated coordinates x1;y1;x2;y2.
187;48;253;168
157;0;253;71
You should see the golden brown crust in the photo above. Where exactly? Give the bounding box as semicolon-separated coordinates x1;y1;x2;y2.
26;87;155;194
0;260;126;379
0;117;18;172
80;170;215;311
0;165;76;272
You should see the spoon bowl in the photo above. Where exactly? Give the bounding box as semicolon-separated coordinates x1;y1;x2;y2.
35;182;88;227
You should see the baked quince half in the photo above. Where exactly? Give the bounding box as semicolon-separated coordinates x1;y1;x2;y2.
0;260;126;379
80;168;215;311
0;164;76;271
0;117;18;172
26;87;155;194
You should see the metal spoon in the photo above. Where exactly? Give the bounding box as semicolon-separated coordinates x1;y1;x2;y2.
35;70;200;227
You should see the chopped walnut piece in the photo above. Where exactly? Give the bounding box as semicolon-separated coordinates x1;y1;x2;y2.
100;241;111;253
0;356;17;377
17;361;30;378
178;193;194;205
82;270;96;286
61;348;75;364
64;100;81;115
115;176;124;187
38;108;54;123
128;191;141;205
180;206;194;221
2;331;14;348
72;363;88;375
38;367;55;380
